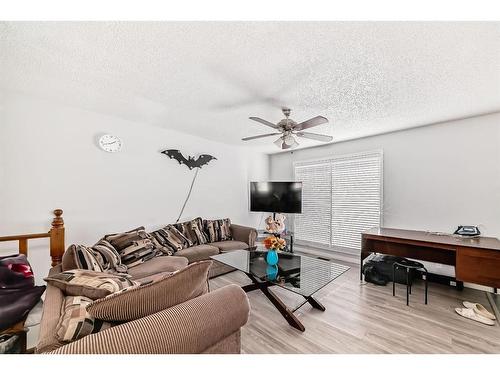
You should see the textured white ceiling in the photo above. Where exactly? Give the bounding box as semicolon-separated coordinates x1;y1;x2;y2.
1;22;499;153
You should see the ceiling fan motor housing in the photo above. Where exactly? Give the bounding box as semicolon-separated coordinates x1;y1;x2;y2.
278;118;297;130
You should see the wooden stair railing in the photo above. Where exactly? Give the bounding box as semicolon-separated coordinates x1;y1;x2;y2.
0;209;65;266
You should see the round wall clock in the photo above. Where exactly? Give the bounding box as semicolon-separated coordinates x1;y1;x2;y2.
98;134;123;153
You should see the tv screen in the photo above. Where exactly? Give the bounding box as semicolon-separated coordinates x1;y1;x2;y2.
250;182;302;214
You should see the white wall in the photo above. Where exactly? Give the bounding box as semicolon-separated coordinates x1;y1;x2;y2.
0;92;268;283
270;112;500;238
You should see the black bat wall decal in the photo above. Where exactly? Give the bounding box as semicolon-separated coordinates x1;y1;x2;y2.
161;149;217;170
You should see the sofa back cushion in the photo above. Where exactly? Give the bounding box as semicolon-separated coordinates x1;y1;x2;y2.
62;244;104;272
203;218;232;242
104;227;157;268
56;296;112;343
45;269;138;300
175;217;208;246
86;260;212;322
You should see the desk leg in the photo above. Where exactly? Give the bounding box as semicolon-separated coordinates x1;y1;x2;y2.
360;253;363;280
456;281;464;291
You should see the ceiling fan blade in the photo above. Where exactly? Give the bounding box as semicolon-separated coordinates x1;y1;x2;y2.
296;132;333;142
294;116;329;131
241;133;282;141
249;117;279;129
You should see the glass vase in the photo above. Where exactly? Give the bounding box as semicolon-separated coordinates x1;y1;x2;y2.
266;249;279;266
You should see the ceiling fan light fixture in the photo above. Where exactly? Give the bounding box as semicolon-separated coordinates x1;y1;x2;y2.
273;137;284;148
283;134;296;146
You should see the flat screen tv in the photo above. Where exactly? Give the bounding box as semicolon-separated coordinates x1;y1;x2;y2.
250;182;302;214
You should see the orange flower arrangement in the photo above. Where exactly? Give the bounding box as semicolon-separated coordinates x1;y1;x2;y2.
263;235;286;251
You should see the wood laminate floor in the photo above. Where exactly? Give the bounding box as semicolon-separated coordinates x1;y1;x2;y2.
209;261;500;354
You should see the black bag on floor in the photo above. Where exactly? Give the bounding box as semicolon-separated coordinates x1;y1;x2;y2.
363;254;417;286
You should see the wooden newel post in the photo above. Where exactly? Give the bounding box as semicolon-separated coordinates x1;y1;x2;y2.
50;209;65;266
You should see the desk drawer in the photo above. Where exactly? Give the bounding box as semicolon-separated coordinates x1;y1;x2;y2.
368;239;455;265
456;247;500;288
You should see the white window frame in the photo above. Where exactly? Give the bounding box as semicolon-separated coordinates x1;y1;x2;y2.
293;149;383;253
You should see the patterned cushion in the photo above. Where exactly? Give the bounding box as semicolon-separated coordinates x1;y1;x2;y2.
105;227;157;268
91;239;128;273
45;269;138;300
62;244;103;272
150;225;192;254
175;217;208;246
56;296;112;343
86;260;212;322
203;218;232;242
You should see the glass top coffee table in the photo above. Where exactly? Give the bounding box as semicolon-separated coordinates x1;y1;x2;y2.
210;249;350;332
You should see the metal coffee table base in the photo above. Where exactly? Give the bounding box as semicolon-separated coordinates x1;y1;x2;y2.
241;273;326;332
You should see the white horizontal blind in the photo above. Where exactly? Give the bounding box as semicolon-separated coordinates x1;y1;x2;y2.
294;151;382;253
294;161;331;247
331;152;382;251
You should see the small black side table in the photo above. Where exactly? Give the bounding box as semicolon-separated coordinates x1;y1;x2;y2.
392;259;428;306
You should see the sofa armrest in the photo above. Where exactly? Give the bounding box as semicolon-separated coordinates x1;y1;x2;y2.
231;224;258;247
48;284;250;354
36;265;65;353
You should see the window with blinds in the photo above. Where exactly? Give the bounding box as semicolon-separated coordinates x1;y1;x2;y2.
294;150;383;253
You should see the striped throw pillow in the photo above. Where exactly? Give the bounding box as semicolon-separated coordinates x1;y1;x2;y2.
91;239;128;273
150;225;192;254
45;269;138;300
56;296;112;343
62;244;103;272
105;227;157;268
175;217;208;246
203;218;232;242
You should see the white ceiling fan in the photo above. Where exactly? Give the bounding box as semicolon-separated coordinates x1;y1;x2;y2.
242;108;332;149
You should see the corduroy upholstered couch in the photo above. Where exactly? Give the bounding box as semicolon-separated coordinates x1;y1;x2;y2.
36;223;257;354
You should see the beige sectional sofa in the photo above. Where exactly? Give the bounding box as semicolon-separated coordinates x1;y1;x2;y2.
37;222;257;354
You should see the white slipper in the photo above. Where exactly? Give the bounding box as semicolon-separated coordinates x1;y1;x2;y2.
455;307;495;326
463;301;496;320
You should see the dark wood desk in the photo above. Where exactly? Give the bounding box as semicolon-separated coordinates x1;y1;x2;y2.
361;228;500;289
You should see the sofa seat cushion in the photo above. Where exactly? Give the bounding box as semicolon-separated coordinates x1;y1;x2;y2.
210;240;249;252
127;256;188;280
87;261;212;322
175;245;219;263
